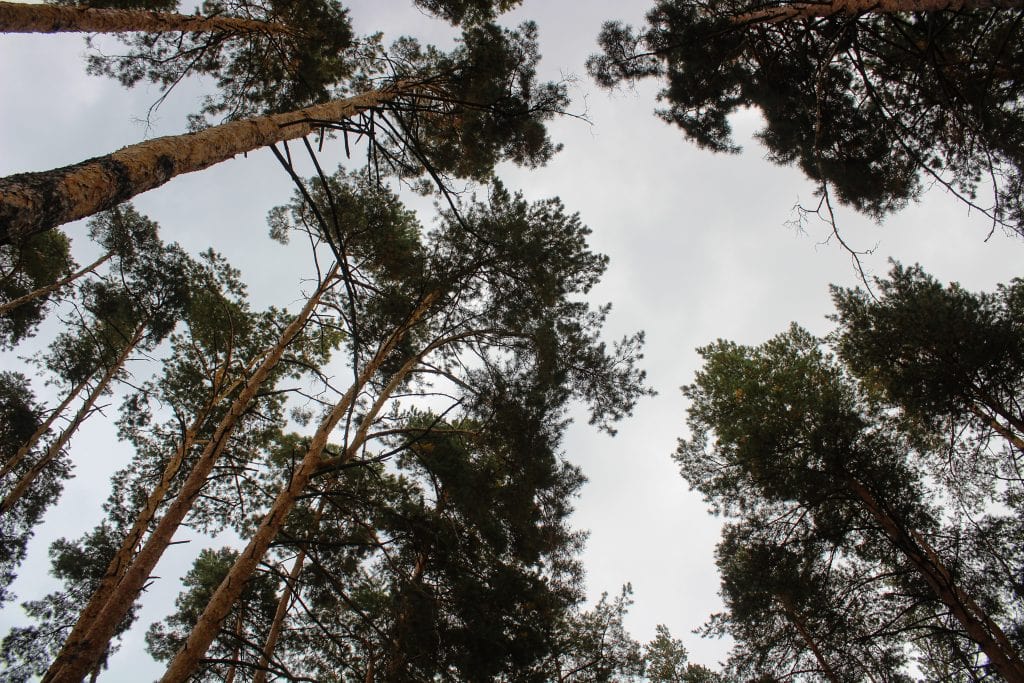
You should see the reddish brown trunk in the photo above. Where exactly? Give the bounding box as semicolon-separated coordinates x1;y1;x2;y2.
157;293;438;683
44;266;338;683
0;250;111;317
0;321;145;517
734;0;1023;24
776;595;842;683
47;366;249;679
0;83;415;245
846;476;1024;682
0;2;292;35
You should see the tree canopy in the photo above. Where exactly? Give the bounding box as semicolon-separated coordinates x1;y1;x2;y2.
590;0;1024;233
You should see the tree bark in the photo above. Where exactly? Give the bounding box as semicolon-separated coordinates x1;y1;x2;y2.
0;320;145;517
0;2;292;35
0;250;111;317
157;292;438;683
0;82;415;245
734;0;1024;24
47;367;249;680
44;266;339;683
845;476;1024;683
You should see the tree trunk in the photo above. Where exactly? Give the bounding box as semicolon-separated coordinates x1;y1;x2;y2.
0;320;145;517
47;368;248;681
252;501;325;683
0;373;91;483
157;292;438;683
735;0;1024;24
43;266;339;683
0;2;292;35
0;250;111;316
845;476;1024;683
776;595;842;683
0;82;415;245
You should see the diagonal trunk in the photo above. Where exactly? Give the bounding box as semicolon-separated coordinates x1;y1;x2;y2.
0;320;146;517
776;595;842;683
157;292;438;683
48;369;248;680
0;82;416;245
734;0;1024;24
0;250;112;317
0;2;292;36
0;373;92;483
845;475;1024;683
251;501;326;683
44;265;339;683
969;404;1024;451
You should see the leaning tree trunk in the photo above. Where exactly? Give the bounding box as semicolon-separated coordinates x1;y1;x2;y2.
251;500;326;683
0;1;292;35
44;266;339;683
735;0;1024;24
0;320;146;517
845;476;1024;683
776;595;842;683
0;250;111;317
48;369;248;681
158;293;438;683
0;373;92;483
0;81;416;245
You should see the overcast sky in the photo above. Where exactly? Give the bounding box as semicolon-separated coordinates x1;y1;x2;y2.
2;0;1024;679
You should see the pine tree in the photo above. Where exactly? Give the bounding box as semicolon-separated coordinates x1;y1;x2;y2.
678;324;1024;681
589;0;1024;232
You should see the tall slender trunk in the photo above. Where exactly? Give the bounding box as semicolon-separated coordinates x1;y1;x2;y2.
44;266;339;683
845;475;1024;683
0;2;292;35
0;250;111;317
223;610;245;683
969;404;1024;451
49;369;248;679
158;292;438;683
0;83;416;245
776;595;842;683
0;374;91;483
734;0;1024;24
252;502;326;683
0;320;145;517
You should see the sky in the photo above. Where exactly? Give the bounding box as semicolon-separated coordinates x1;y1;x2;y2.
2;0;1024;680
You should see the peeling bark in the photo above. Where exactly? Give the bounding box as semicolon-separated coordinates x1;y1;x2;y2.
0;2;292;35
735;0;1024;24
0;83;414;245
47;367;249;681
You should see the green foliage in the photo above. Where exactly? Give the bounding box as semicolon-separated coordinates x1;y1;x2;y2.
147;547;281;676
0;231;74;349
679;265;1024;682
386;21;568;181
0;373;48;607
0;525;133;682
590;0;1024;230
86;0;357;124
410;0;522;25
